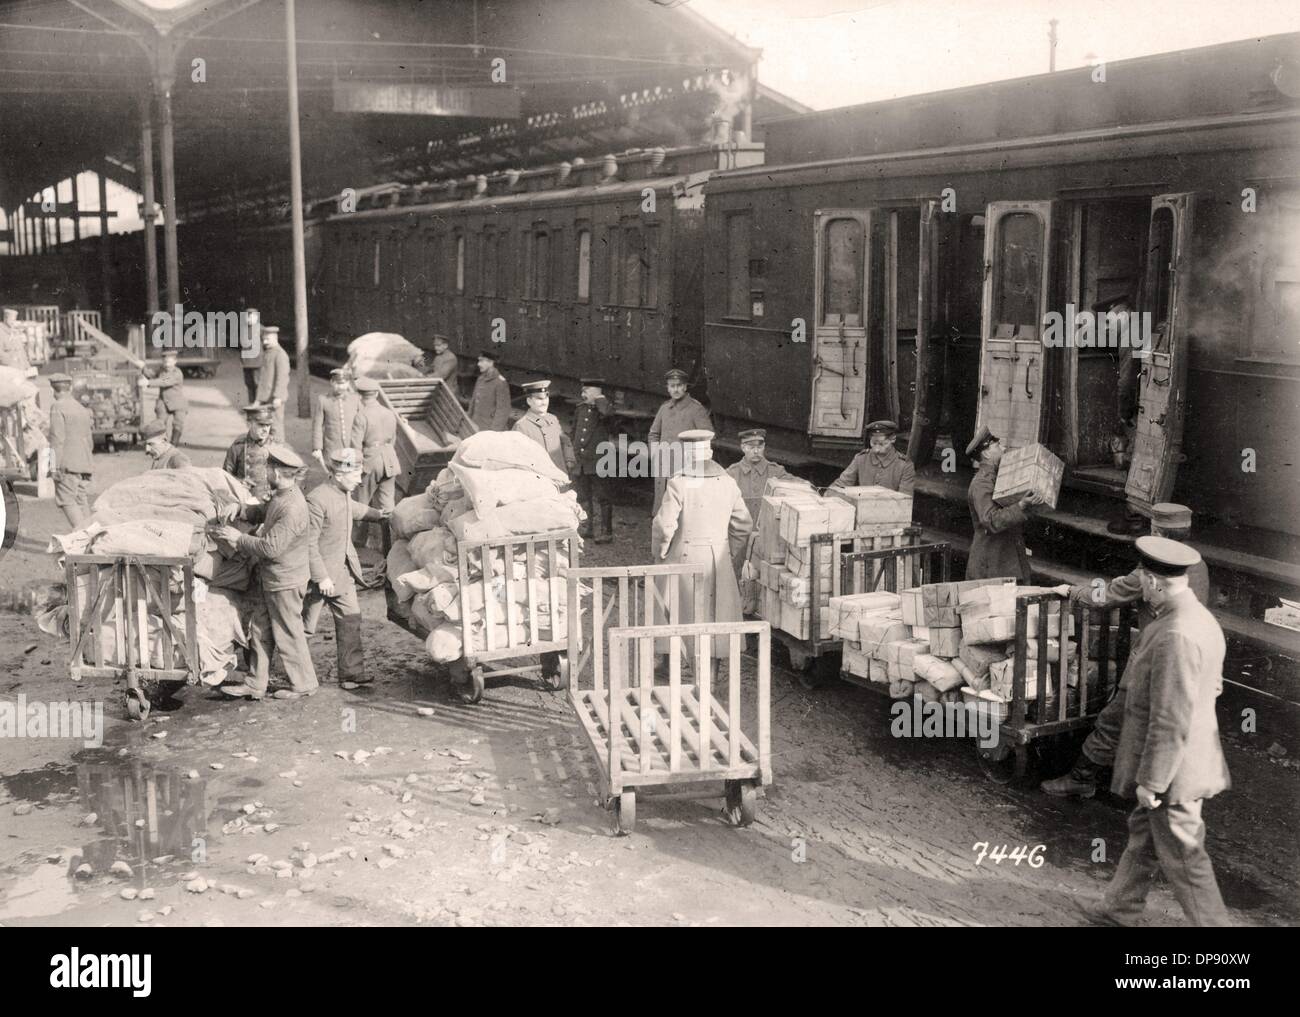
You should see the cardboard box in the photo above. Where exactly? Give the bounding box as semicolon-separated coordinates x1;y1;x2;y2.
779;570;828;609
870;659;891;685
929;625;962;659
763;477;818;500
778;599;830;641
779;496;855;547
785;541;835;580
992;442;1065;509
900;588;923;627
958;641;1010;681
859;612;909;656
827;485;913;527
842;644;872;679
828;592;901;641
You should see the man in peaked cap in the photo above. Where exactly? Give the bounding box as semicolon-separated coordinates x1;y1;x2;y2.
304;447;389;687
1077;535;1232;927
142;348;188;445
46;372;95;528
312;368;361;467
727;428;790;524
427;334;459;387
1043;503;1211;800
831;419;915;495
224;404;275;502
964;425;1044;583
468;348;511;431
648;368;712;517
570;377;616;543
350;376;400;547
255;325;291;441
514;380;576;478
211;443;318;701
142;418;192;470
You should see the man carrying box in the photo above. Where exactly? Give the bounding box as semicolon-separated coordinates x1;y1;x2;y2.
965;426;1043;583
831;419;915;495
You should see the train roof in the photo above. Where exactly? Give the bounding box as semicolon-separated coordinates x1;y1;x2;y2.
756;33;1300;168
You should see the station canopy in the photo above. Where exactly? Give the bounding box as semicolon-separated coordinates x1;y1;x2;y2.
0;0;805;221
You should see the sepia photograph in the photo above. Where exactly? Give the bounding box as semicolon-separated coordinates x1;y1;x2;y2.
0;0;1297;977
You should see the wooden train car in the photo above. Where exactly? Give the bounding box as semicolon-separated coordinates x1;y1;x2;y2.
701;35;1300;551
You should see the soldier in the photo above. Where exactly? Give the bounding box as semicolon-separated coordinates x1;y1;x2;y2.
351;377;400;545
467;349;511;431
1042;503;1210;799
141;418;192;470
311;368;360;467
571;377;616;544
46;372;94;528
143;349;187;446
831;419;915;494
727;428;789;523
1077;536;1231;927
223;404;274;502
427;334;459;387
241;308;264;405
212;444;319;701
965;425;1043;583
514;380;576;477
648;368;712;515
255;325;291;441
653;430;752;661
305;447;388;687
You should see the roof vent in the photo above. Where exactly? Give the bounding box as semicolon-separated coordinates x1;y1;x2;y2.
600;154;618;180
555;161;572;186
474;174;488;196
505;168;521;188
649;146;666;171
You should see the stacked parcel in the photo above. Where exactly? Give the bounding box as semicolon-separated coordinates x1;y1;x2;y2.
384;430;585;665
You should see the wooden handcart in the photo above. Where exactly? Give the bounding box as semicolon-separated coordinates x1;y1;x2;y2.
974;591;1136;783
563;563;772;834
64;551;201;721
377;377;477;497
385;524;579;704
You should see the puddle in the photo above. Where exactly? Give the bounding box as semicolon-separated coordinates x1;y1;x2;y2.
0;761;79;804
72;759;211;867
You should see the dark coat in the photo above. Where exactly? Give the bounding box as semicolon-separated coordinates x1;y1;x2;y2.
831;448;915;494
966;462;1031;582
571;397;615;475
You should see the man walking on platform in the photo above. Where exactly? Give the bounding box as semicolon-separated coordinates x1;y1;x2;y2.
571;377;616;543
143;349;187;445
468;349;511;431
312;368;361;467
255;325;291;442
352;377;400;545
648;368;711;516
46;372;94;529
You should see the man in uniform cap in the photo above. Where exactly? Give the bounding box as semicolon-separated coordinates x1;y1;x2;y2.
304;447;389;687
727;428;790;524
831;420;915;495
467;349;511;431
351;376;400;546
141;418;192;470
964;425;1043;583
311;368;361;467
224;404;275;502
514;380;576;478
427;334;459;387
570;377;616;543
255;325;291;441
240;308;264;405
652;430;752;660
211;443;319;700
1043;503;1211;799
648;368;712;516
142;349;187;446
46;372;95;528
1078;535;1231;927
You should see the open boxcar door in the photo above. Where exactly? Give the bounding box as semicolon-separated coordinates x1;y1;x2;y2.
976;201;1057;448
1125;193;1194;511
809;210;871;440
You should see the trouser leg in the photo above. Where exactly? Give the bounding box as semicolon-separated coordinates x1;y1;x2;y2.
54;472;90;528
331;584;365;681
1101;804;1161;919
1149;799;1232;927
353;471;377;545
1081;688;1126;769
271;404;285;443
265;585;318;692
243;368;259;405
244;588;273;695
169;409;186;445
573;474;593;536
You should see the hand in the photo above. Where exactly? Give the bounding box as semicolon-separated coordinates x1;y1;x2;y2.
658;544;670;561
378;508;393;520
1052;584;1073;597
137;374;150;388
1136;785;1162;810
1021;491;1044;509
312;449;324;464
212;525;241;545
272;398;283;409
319;577;336;598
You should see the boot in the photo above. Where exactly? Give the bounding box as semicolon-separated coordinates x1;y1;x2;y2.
593;503;614;544
1040;757;1101;798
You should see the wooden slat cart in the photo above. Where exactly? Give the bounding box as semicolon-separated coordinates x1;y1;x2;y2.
64;551;201;721
385;524;579;704
377;377;477;497
563;563;772;834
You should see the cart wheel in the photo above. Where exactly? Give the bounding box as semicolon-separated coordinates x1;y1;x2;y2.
724;780;757;827
614;791;636;835
542;656;568;692
797;653;839;691
976;742;1015;785
460;665;485;705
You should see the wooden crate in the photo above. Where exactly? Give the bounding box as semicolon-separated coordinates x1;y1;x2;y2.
377;377;477;496
992;442;1064;508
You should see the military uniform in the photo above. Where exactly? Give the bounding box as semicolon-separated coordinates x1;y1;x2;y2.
256;339;292;441
305;468;381;684
832;447;915;494
241;314;264;405
146;364;187;445
514;411;575;477
224;433;273;501
727;457;789;524
468;364;511;431
353;384;400;543
429;348;459;385
647;392;712;514
571;392;616;539
235;471;318;697
48;383;94;528
312;390;361;459
966;461;1031;583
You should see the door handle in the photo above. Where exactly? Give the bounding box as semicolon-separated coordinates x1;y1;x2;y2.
1024;357;1036;399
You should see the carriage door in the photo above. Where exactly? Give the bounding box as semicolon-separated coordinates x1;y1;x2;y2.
976;201;1056;447
1125;193;1194;510
810;210;871;439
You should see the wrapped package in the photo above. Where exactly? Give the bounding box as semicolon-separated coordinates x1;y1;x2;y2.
958;641;1010;682
440;495;474;525
826;485;913;527
929;625;962;659
91;468;254;527
346;332;423;370
829;592;900;641
870;659;891;685
912;653;964;692
992;442;1064;509
392;493;442;540
452;494;583;542
451;463;561;517
353;360;423;380
784;541;834;580
779;496;854;547
425;467;464;509
452;430;569;483
386;539;416;582
952;657;982;691
91;520;199;558
859;612;909;656
408;527;456;569
392;565;442;604
842;643;872;678
889;676;916;699
410;593;442;633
